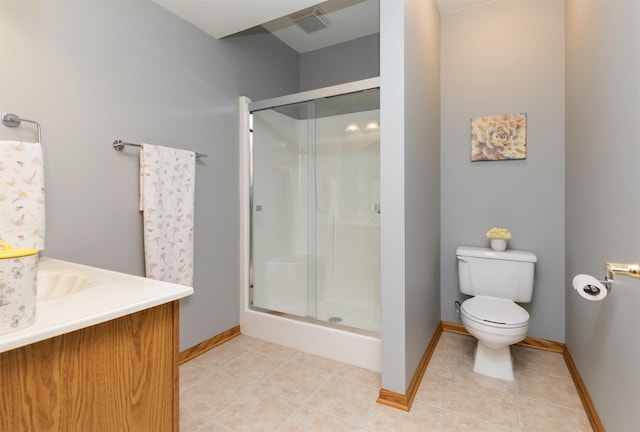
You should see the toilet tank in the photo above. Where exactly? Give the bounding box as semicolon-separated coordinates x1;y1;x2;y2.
456;246;537;303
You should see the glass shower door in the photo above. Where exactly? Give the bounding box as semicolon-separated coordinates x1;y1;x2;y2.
251;101;317;319
314;91;380;331
250;88;381;332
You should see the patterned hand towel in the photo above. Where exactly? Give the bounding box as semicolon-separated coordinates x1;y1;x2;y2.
139;144;196;287
0;141;45;250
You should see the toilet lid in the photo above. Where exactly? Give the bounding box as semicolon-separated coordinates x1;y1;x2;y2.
461;296;529;326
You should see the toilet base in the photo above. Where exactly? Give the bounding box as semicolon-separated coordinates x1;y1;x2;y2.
473;340;515;381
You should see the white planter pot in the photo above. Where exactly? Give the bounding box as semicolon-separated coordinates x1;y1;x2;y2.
490;238;507;251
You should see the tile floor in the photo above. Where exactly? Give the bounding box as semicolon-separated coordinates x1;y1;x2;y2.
180;332;592;431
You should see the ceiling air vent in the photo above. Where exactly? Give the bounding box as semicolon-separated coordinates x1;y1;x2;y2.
289;6;333;33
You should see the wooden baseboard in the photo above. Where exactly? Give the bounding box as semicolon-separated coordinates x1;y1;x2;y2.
563;347;605;432
179;325;241;365
377;322;444;411
440;320;470;336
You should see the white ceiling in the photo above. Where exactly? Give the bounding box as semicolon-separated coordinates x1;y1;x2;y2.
151;0;494;53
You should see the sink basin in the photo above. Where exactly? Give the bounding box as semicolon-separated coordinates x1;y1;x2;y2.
1;257;193;354
37;270;94;301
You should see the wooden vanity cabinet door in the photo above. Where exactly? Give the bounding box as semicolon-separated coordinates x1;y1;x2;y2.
0;301;179;432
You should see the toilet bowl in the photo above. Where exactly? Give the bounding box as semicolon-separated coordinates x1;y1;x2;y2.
460;295;529;381
456;246;537;381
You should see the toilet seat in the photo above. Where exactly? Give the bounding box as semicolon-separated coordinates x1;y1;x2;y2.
461;296;529;329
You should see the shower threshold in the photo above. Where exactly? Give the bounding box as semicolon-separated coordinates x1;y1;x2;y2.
250;306;380;338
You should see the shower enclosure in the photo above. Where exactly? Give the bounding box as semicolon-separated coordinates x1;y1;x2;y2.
249;82;380;333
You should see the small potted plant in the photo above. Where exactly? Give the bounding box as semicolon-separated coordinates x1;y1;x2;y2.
486;227;511;251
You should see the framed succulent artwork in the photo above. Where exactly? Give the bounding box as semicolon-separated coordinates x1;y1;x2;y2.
470;113;527;161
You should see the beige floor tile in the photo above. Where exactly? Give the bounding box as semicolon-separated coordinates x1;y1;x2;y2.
440;410;514;432
180;331;590;432
335;362;381;389
413;372;451;409
180;407;233;432
252;339;302;360
226;334;270;350
291;350;343;374
512;346;571;379
453;354;516;394
181;371;254;418
203;422;235;432
217;349;286;385
307;375;379;424
518;395;592;432
459;337;477;358
437;332;475;356
515;368;583;411
180;362;213;391
189;342;248;370
215;389;298;432
426;347;458;378
364;400;442;432
180;406;214;431
279;405;361;432
446;381;518;430
262;363;330;404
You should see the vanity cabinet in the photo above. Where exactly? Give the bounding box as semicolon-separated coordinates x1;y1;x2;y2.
0;301;179;431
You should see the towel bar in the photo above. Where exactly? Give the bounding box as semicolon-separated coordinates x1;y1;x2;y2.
2;113;42;143
112;139;207;160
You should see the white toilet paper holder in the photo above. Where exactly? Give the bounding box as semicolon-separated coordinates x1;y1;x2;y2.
586;282;608;295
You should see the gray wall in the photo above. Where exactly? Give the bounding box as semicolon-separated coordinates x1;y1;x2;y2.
403;0;441;390
0;0;299;350
380;0;407;391
380;0;440;394
565;1;640;430
299;33;380;91
440;0;565;342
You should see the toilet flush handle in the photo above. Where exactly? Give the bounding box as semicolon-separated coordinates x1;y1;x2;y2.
457;256;468;263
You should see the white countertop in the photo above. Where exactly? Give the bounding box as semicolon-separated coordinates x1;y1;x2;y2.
0;258;193;353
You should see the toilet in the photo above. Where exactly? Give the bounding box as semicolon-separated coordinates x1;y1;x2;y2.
456;246;537;381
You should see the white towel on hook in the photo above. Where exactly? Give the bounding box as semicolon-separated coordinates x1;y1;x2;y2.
139;144;196;287
0;141;45;250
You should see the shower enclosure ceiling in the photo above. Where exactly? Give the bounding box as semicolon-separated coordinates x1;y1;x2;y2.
250;87;380;332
